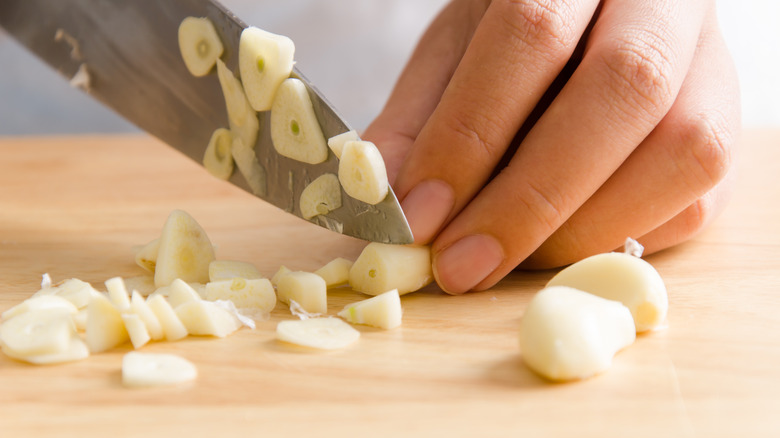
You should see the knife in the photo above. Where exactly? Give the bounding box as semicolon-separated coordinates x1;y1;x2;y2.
0;0;413;244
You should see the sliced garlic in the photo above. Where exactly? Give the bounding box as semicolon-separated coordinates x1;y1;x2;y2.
2;335;89;365
314;257;353;288
121;313;151;349
271;265;291;287
204;278;276;313
154;210;216;287
231;137;267;196
167;279;203;309
85;293;129;353
327;130;360;159
0;309;76;356
276;317;360;350
238;26;295;112
178;17;224;77
130;291;164;341
299;173;342;219
122;352;197;388
208;260;263;282
203;128;234;180
174;300;242;338
338;140;389;205
105;276;131;310
338;289;402;329
276;271;327;314
270;78;328;164
146;295;188;341
134;238;160;274
349;243;433;296
216;59;251;128
2;295;78;322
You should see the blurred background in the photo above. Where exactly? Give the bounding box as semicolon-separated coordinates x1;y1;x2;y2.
0;0;778;135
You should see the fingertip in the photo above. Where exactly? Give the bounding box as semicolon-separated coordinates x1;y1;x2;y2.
432;234;504;295
400;179;455;244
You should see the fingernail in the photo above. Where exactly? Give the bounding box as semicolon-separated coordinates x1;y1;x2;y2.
434;234;504;295
401;179;454;243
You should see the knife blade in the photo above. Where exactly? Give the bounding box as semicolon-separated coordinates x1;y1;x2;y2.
0;0;413;244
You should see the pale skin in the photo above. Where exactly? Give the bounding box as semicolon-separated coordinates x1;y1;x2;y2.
363;0;740;294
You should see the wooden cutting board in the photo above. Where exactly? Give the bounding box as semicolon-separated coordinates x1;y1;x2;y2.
0;130;778;437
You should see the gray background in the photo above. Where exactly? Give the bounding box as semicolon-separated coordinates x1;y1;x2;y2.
0;0;777;135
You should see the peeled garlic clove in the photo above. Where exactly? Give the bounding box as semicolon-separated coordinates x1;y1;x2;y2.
519;286;636;381
546;252;668;332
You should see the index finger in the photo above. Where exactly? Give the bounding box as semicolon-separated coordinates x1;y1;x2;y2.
392;0;600;243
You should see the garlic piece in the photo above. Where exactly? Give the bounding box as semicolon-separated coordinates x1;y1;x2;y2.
349;243;432;296
338;140;389;205
276;271;327;314
546;252;668;332
178;17;224;77
203;128;234;180
519;286;636;381
205;278;276;313
238;26;295;112
154;210;216;287
276;317;359;350
327;130;360;159
270;78;328;164
314;257;353;288
122;352;197;388
338;289;402;329
208;260;263;282
299;173;342;220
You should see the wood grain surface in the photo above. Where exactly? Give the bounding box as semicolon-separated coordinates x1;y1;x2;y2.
0;130;778;437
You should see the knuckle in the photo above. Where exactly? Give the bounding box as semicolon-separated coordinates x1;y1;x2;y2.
514;177;569;234
675;197;713;239
443;105;509;162
676;111;735;188
600;31;678;118
497;0;578;56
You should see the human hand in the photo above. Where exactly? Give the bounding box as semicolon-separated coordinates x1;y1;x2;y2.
362;0;740;294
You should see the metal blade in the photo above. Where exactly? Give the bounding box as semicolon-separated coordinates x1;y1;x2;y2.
0;0;413;244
